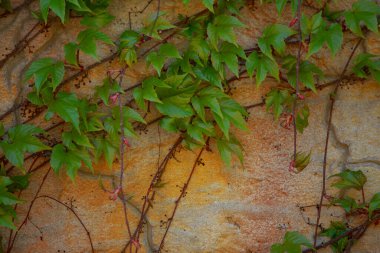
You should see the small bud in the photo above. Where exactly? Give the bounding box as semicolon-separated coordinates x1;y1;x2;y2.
109;186;121;200
289;18;298;27
297;93;305;100
109;93;120;104
131;239;141;249
123;137;131;147
323;194;334;201
289;160;295;173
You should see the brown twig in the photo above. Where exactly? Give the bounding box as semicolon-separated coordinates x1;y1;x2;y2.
117;68;133;245
0;22;45;69
157;143;207;252
0;0;35;18
36;195;95;253
292;0;302;163
6;155;41;249
7;167;51;253
305;214;380;253
0;8;208;122
122;136;183;252
312;38;363;247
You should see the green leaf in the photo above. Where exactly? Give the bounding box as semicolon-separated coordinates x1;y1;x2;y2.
274;0;300;15
295;105;309;133
352;53;380;83
146;43;182;76
271;231;313;253
0;211;16;230
0;124;50;168
293;151;311;173
258;24;296;58
47;92;80;133
284;231;313;248
0;0;12;12
77;29;114;60
141;79;162;103
159;117;179;132
0;123;4;136
156;103;193;118
133;87;146;111
95;78;120;106
40;0;66;23
265;89;290;119
8;174;30;191
219;98;248;130
81;12;115;28
124;107;146;124
24;58;65;94
320;221;349;253
333;196;359;213
275;0;287;15
308;23;343;57
301;12;324;36
246;52;279;86
62;130;93;148
141;12;176;40
194;66;222;89
191;96;205;122
64;42;79;66
51;144;92;180
217;42;246;77
202;0;214;12
369;192;380;217
207;14;244;49
217;135;243;166
119;30;140;48
159;43;182;59
330;169;367;190
187;124;204;144
0;191;22;205
121;48;137;67
94;137;117;168
146;53;165;76
344;0;380;37
287;61;323;93
213;112;230;139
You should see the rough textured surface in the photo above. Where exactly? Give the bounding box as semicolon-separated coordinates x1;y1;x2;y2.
0;0;379;252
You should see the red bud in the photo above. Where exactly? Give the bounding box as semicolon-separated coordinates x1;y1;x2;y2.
109;93;120;104
123;138;131;147
109;186;121;200
297;93;305;100
289;18;298;27
289;160;295;173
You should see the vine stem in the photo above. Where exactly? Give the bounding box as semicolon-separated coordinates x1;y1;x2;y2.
6;155;41;249
0;22;44;69
157;143;207;252
6;167;51;253
35;195;95;253
117;68;133;247
313;38;362;247
0;8;209;122
292;0;302;161
122;136;183;252
305;214;380;253
361;187;365;204
0;0;35;18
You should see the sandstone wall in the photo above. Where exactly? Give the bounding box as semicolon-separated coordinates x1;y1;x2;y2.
0;0;379;252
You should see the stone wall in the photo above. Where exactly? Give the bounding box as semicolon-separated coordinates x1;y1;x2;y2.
0;0;379;252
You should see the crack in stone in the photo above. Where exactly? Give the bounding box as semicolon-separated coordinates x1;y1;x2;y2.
347;159;380;170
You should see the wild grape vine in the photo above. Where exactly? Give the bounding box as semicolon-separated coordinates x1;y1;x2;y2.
0;0;379;252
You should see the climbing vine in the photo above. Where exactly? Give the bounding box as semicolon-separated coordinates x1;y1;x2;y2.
0;0;379;252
